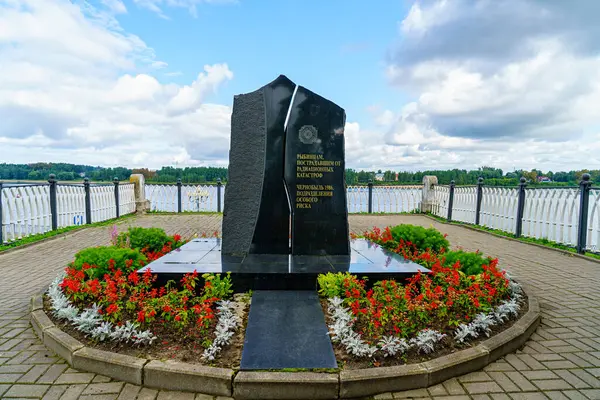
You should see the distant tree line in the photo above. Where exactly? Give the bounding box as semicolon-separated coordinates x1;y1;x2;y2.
1;163;598;187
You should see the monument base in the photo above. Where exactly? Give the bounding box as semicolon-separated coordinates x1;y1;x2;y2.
138;238;430;292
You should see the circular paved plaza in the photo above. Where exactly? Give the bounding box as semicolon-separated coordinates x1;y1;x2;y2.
1;214;599;399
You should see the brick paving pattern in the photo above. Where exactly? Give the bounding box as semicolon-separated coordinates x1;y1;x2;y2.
0;214;598;399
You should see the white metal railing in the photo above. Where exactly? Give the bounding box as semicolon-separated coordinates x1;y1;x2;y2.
452;186;477;224
1;185;51;242
586;189;600;252
90;185;116;223
56;185;86;228
118;183;136;216
430;185;450;218
182;184;223;212
522;188;580;246
146;184;178;212
346;185;422;213
480;187;519;234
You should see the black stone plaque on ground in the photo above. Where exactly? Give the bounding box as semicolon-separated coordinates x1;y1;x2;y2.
240;290;337;369
284;86;349;255
222;75;296;255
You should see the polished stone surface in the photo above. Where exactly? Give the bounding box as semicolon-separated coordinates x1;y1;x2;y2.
284;85;349;256
240;290;337;370
139;238;429;290
222;75;295;255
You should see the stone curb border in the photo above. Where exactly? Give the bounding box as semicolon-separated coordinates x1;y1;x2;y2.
30;290;541;399
418;214;600;266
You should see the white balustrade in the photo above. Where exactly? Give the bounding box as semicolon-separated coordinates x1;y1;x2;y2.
372;185;422;213
452;186;477;224
118;183;136;216
56;185;86;228
90;185;116;223
522;188;580;245
145;184;178;212
182;185;220;212
430;185;450;218
479;187;519;233
1;185;51;242
346;186;369;213
586;189;600;252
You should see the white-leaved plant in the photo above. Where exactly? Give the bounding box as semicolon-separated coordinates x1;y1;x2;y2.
378;336;410;357
47;273;156;346
202;300;240;361
454;275;523;344
410;329;447;354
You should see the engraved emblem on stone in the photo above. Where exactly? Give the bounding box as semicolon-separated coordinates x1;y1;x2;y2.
299;125;318;144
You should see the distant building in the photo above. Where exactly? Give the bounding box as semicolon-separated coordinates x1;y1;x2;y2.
79;172;86;178
375;173;384;181
537;176;552;183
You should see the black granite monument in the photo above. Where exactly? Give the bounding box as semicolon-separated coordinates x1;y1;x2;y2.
222;75;350;256
140;76;429;370
222;75;295;255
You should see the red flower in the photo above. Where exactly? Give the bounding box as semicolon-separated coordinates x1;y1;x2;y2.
106;303;119;315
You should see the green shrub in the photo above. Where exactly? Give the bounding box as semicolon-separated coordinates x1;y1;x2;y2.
73;246;147;279
317;272;364;299
118;227;175;252
442;249;492;275
389;224;449;253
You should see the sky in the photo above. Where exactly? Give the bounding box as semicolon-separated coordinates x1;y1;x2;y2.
1;0;600;173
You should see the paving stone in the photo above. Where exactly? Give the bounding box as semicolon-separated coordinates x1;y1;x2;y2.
507;393;550;399
543;361;579;369
464;381;504;394
392;388;430;398
0;373;23;383
561;390;588;400
82;382;125;395
0;384;10;397
488;372;520;392
156;391;196;400
441;378;466;395
0;365;32;373
137;388;159;400
92;375;112;383
79;395;118;400
117;384;141;400
544;391;571;400
458;371;492;382
570;369;600;387
55;372;96;384
18;364;50;383
553;370;591;389
38;364;68;384
427;383;447;396
533;379;574;390
490;394;511;400
373;393;393;399
3;383;50;397
41;385;68;400
579;389;600;399
504;371;538;392
523;370;560;380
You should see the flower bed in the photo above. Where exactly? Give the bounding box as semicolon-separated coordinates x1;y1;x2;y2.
320;224;527;369
44;226;247;368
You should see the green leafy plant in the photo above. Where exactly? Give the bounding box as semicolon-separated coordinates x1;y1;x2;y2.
72;246;147;279
317;272;364;298
442;249;492;275
202;273;233;300
389;224;449;253
116;227;184;253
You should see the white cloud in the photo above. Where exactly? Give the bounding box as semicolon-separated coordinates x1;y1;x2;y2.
133;0;237;18
0;0;233;168
101;0;127;14
378;0;600;172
